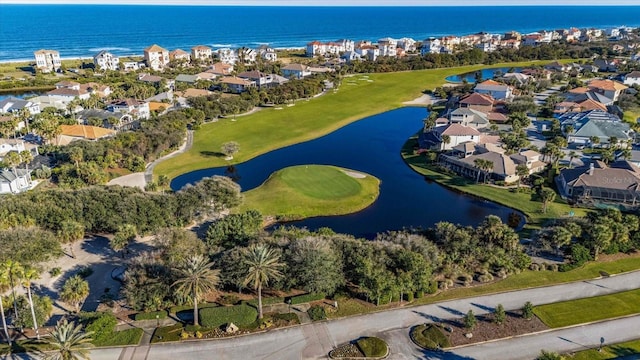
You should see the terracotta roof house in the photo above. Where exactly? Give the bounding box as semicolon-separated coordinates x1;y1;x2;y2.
474;80;513;100
144;44;170;71
587;79;628;101
459;93;495;113
207;62;233;76
219;76;255;93
57;124;116;145
191;45;212;62
554;101;581;114
169;49;191;64
557;161;640;207
577;98;608;112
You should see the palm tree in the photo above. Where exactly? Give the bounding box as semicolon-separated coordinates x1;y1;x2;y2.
110;224;136;258
242;244;284;319
172;255;220;326
60;275;89;313
57;220;85;259
0;266;13;346
20;150;33;175
589;136;600;148
2;260;23;326
3;151;21;178
441;134;451;150
22;267;41;339
43;320;94;360
568;151;578;169
68;147;83;171
516;163;529;187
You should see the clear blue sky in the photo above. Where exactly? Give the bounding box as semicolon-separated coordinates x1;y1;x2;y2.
4;0;640;5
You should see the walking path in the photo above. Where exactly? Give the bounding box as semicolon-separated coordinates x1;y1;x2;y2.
22;269;639;360
144;130;193;185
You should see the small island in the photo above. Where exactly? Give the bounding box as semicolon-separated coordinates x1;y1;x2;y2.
239;165;380;220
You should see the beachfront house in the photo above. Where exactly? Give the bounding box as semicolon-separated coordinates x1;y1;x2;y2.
191;45;212;62
33;49;61;73
144;44;170;71
93;51;120;71
169;49;191;65
217;48;238;65
257;45;278;62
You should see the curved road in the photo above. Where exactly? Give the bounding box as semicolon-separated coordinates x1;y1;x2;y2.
29;270;640;360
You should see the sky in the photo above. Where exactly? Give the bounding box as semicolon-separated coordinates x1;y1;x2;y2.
3;0;640;5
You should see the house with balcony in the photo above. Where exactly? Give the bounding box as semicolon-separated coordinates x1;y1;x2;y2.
93;51;120;71
107;99;150;119
257;45;278;62
0;169;32;195
219;76;255;93
587;79;628;102
169;49;191;65
0;97;40;116
419;123;481;151
144;44;170;71
282;64;312;79
33;49;61;73
191;45;212;62
217;48;239;64
474;80;513;100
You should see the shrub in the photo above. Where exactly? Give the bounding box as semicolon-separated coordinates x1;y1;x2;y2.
49;267;62;277
463;310;477;330
287;293;325;305
134;310;168;321
406;292;414;302
477;273;494;283
170;302;218;314
308;305;326;321
81;312;117;341
272;313;299;323
522;301;534;320
529;263;540;271
427;281;438;294
547;264;559;272
199;302;258;328
356;337;388;358
14;294;53;329
494;304;506;325
410;324;451;350
218;294;240;306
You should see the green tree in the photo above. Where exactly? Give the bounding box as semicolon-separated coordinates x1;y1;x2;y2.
285;236;344;295
539;187;556;213
0;265;12;345
205;210;263;251
43;320;94;360
14;294;52;332
567;151;578;169
22;266;42;339
522;301;534;320
494;304;506;325
242;244;284;319
3;151;21;178
171;255;220;326
60;275;90;313
110;224;137;258
2;260;23;326
58;220;85;259
68;147;84;170
221;141;240;159
516;163;529;187
463;309;477;331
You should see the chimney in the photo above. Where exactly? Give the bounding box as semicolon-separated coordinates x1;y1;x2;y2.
589;162;594;176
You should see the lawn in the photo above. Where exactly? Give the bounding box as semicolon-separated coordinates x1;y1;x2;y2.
533;288;640;328
568;339;640;360
623;108;640;124
238;165;380;219
154;60;554;180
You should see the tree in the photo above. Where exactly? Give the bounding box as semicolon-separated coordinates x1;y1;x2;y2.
68;147;84;170
567;151;578;169
589;136;600;148
57;220;85;259
2;260;23;326
60;275;90;313
20;150;33;175
110;224;137;258
0;265;12;345
22;266;42;339
242;243;284;319
172;255;220;327
285;236;344;295
3;151;21;178
516;163;529;187
221;141;240;159
441;134;451;149
463;309;477;331
522;301;534;320
494;304;506;325
43;320;94;360
539;187;556;213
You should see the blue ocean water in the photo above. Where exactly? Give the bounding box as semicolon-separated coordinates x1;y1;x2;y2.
0;5;639;62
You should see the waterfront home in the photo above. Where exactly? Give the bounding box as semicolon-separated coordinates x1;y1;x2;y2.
57;124;116;145
93;51;120;71
169;49;191;65
510;150;547;175
473;80;513;100
0;97;40;115
306;39;354;57
420;38;443;55
341;51;362;63
502;72;531;85
257;45;277;62
144;44;170;71
191;45;212;62
377;38;398;57
76;109;136;131
238;48;258;64
397;37;417;52
122;61;144;72
0;169;32;195
557;161;640;208
587;79;628;102
107;99;150;119
355;45;380;61
559;110;631;146
458;93;495;113
420;123;481;151
438;143;520;183
219;76;255;93
217;48;239;64
623;71;640;86
33;49;61;73
282;64;312;79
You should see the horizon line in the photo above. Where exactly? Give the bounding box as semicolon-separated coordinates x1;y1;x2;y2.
3;1;640;6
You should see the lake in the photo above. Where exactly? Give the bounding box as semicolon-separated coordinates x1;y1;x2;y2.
171;107;521;238
444;67;522;84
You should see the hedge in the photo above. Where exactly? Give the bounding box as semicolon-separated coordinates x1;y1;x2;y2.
170;302;218;314
199;303;258;328
134;310;168;321
308;305;326;321
287;293;325;305
410;324;451;350
356;337;388;358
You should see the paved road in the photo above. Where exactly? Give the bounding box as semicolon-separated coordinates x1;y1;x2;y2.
22;270;640;360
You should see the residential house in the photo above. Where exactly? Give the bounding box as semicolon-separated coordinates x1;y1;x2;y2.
217;48;238;64
420;38;443;55
46;81;91;102
587;79;628;102
509;150;547;175
207;62;233;76
355;45;380;61
557;161;640;207
473;80;513;100
144;44;170;71
559;110;631;146
237;71;288;90
377;38;397;57
57;124;117;145
257;45;278;62
0;115;24;133
438;143;522;183
0;169;32;194
397;38;417;52
593;58;621;72
81;82;111;98
238;48;258;64
219;76;255;93
282;64;312;79
76;109;136;131
419;123;481;151
122;61;144;72
306;39;354;57
169;49;191;64
623;71;640;86
107;99;150;119
0;97;40;115
341;51;362;63
175;74;200;85
0;139;26;160
33;49;61;73
93;51;120;71
502;72;531;85
191;45;212;62
448;108;490;129
564;87;614;107
522;34;543;46
544;61;570;72
458;93;495;113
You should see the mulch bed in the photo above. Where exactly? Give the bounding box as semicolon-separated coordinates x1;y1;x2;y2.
439;310;548;347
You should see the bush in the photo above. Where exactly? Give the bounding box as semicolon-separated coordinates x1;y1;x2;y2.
49;267;62;277
356;337;388;358
427;281;438;294
287;293;325;305
134;310;168;321
14;294;53;329
477;273;494;283
410;324;451;350
308;305;326;321
170;302;218;314
522;301;534;320
406;292;414;302
218;294;240;306
152;324;183;343
547;264;559;272
199;303;258;328
272;313;299;322
82;312;117;341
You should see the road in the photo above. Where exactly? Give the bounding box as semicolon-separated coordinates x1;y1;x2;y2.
32;269;640;360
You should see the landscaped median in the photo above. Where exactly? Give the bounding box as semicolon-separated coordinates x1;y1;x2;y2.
329;336;389;359
238;165;380;220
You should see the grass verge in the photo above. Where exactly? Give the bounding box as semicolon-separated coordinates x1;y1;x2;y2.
533;288;640;328
567;339;640;359
356;336;389;358
92;327;144;347
238;165;380;219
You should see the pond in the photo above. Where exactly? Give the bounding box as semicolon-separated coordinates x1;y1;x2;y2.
0;91;43;101
171;107;522;239
445;67;522;84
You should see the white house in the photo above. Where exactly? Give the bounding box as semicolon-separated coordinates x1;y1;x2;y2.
257;45;277;62
144;44;170;71
0;169;32;194
420;38;442;55
46;81;91;102
169;49;191;64
191;45;212;62
0;139;26;159
93;51;120;71
107;99;150;119
122;61;144;72
421;123;481;151
377;37;398;57
217;48;238;64
33;49;61;73
0;97;40;115
397;37;417;52
282;64;312;79
623;71;640;86
474;80;513;100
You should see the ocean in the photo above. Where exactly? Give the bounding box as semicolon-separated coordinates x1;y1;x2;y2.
0;5;639;62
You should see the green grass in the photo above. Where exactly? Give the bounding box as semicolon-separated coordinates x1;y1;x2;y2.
623;108;640;124
199;302;258;328
154;60;555;180
533;289;640;328
356;336;389;358
152;323;184;343
410;324;451;350
92;328;144;347
238;165;379;219
133;310;168;321
568;339;640;360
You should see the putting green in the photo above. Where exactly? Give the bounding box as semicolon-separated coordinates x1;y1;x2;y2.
239;165;380;220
